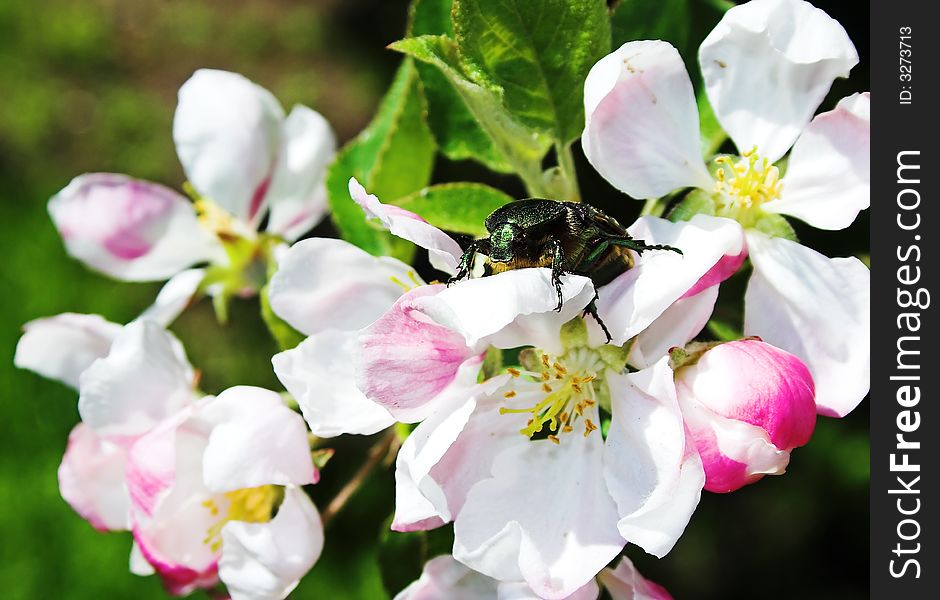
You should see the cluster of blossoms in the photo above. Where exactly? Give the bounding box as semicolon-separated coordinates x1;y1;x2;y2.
15;0;868;598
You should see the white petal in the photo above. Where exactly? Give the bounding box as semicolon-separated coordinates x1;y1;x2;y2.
48;173;221;281
201;387;317;492
220;487;324;600
498;580;600;600
764;92;870;230
628;286;719;369
349;177;465;275
58;423;130;531
596;215;745;346
598;557;672;600
416;270;596;353
395;376;511;525
699;0;859;161
268;237;416;336
15;312;121;389
272;330;394;437
395;555;500;600
582;41;712;199
79;320;195;436
265;105;336;241
391;448;447;533
604;360;704;557
140;268;206;327
453;422;625;599
744;233;869;417
173;69;285;224
129;542;156;576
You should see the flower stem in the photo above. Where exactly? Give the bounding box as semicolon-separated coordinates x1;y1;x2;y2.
555;141;581;202
320;429;398;527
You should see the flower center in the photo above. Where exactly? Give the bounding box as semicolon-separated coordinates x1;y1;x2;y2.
499;348;604;443
201;485;280;552
713;148;782;213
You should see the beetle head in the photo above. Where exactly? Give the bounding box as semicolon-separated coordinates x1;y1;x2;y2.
488;222;524;263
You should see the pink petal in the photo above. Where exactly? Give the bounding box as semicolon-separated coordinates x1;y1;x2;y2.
58;423;130;531
356;285;481;422
48;173;220;281
582;41;712;199
764;92;870;230
675;339;817;492
349;177;464;275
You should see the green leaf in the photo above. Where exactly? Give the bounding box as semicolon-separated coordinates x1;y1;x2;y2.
259;285;305;351
326;59;436;257
408;0;512;172
611;0;691;55
697;86;726;156
393;182;514;236
667;188;717;222
390;35;549;191
453;0;610;143
752;213;798;241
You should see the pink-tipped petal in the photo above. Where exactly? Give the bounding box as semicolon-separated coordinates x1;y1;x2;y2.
764;92;870;230
266;105;336;241
744;233;869;417
349;177;464;275
173;69;285;224
48;173;220;281
699;0;859;162
596;215;745;346
15;312;121;389
582;41;712;199
58;423;130;531
356;285;481;422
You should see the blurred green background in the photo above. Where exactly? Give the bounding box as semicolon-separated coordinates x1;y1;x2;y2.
0;1;868;598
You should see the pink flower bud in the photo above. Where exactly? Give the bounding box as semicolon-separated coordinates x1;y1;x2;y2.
674;339;816;493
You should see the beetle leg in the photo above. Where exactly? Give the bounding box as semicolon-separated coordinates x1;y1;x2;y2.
550;239;566;311
582;290;612;344
447;239;488;286
584;237;682;266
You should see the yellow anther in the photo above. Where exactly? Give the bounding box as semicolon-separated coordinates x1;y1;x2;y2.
507;368;521;377
541;354;550;367
584;419;598;437
542;383;553;394
713;148;783;210
548;435;560;445
553;363;567;374
504;390;517;399
563;425;573;433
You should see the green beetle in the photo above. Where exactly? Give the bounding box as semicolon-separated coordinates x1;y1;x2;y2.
448;199;681;340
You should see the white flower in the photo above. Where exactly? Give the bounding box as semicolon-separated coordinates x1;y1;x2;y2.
47;69;336;311
396;554;670;600
581;0;869;417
